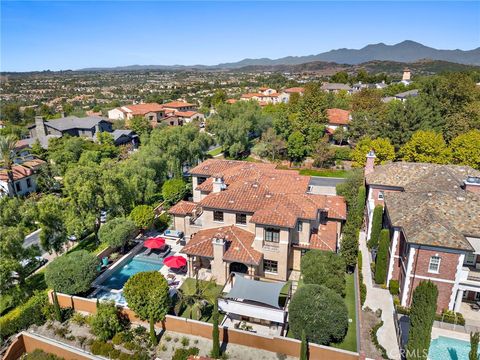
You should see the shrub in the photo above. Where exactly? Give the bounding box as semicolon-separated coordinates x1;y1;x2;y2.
23;349;63;360
374;229;390;285
334;147;352;161
112;332;125;345
172;347;200;360
154;213;171;232
45;250;99;295
389;280;399;295
181;336;190;347
358;252;367;306
370;314;388;360
368;205;383;249
90;301;126;341
301;250;346;296
129;205;155;231
406;281;438;360
90;340;115;356
71;312;88;326
0;291;48;340
289;284;348;345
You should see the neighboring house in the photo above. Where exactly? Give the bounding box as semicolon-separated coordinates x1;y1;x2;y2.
29;116;113;148
108;103;166;124
364;152;480;313
326;108;351;137
321;83;352;94
0;157;45;197
394;89;419;102
174;111;205;123
111;129;139;147
168;159;347;285
28;116;137;148
161;101;197;113
279;87;305;103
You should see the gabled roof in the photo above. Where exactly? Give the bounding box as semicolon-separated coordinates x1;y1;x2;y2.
175;111;199;117
122;103;164;115
296;221;338;252
283;87;305;94
168;200;198;216
321;83;352;91
0;158;45;181
44;116;109;131
181;225;262;265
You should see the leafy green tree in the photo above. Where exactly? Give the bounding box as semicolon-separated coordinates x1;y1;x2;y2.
210;297;221;359
174;279;218;320
129;116;151;137
45;250;99;295
374;230;390;285
470;332;479;360
37;195;68;254
287;131;306;164
289;284;348;345
301;250;346;296
0;226;39;292
351;137;395;167
330;71;349;84
162;178;188;206
91;301;126;341
406;281;438;360
0;134;19;196
450;130;480;170
129;205;155;231
400;130;451;164
123;271;170;345
312;136;335;168
253;128;285;160
368;205;383;249
1;104;22;124
98;217;137;253
351;88;384;112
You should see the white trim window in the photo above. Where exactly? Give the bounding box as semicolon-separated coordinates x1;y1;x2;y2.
297;221;303;232
378;191;385;200
428;256;441;273
465;253;476;266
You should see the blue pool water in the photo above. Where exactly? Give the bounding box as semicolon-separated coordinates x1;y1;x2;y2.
428;336;480;360
100;257;163;290
95;289;127;306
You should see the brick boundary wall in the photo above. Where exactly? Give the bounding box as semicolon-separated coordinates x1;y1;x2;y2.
45;291;359;360
3;332;99;360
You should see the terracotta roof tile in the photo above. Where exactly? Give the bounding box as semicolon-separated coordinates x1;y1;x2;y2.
327;108;351;125
122;103;164;115
283;87;305;94
181;225;262;265
168;201;198;216
162;101;195;108
295;221;338;252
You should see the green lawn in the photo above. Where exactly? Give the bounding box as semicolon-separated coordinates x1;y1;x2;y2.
67;233;108;255
298;169;351;178
207;147;223;156
332;273;357;352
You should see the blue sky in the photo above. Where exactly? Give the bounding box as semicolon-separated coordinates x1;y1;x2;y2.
1;1;479;72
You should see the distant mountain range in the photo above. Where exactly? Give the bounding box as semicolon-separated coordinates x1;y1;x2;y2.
78;40;480;72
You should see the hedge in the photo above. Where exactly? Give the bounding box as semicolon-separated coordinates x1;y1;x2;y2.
358;252;367;306
368;205;383;249
374;229;390;285
389;280;399;295
0;291;48;340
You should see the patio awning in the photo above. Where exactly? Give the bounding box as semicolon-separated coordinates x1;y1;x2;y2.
224;274;285;309
467;237;480;254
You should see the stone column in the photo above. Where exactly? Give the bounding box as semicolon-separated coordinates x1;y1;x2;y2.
454;289;464;313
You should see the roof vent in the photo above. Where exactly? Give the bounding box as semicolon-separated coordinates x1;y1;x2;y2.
427;193;433;197
457;196;465;201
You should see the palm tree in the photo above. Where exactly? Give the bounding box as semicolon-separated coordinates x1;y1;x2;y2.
174;276;219;320
0;135;19;196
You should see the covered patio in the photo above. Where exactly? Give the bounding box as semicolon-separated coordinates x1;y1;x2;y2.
218;273;291;336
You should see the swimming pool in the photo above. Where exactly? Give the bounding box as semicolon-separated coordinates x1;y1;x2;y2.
428;336;480;360
100;257;164;290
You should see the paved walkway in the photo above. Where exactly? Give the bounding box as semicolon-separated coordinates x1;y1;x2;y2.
359;231;401;360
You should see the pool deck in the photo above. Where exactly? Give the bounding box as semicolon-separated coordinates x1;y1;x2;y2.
431;326;470;342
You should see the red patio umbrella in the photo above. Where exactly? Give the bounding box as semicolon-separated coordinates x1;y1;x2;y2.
164;255;187;269
144;237;166;249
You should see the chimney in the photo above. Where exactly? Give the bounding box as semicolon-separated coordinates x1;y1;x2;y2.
212;176;226;193
35;116;48;149
211;234;227;283
94;123;101;142
365;150;376;176
464;176;480;194
60;111;66;118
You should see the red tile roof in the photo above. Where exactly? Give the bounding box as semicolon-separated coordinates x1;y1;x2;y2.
294;221;339;252
241;93;263;99
123;103;164;115
0;159;45;181
181;225;262;265
175;111;198;118
162;101;195;108
284;87;305;94
327;108;351;125
168;201;198;216
226;99;237;104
